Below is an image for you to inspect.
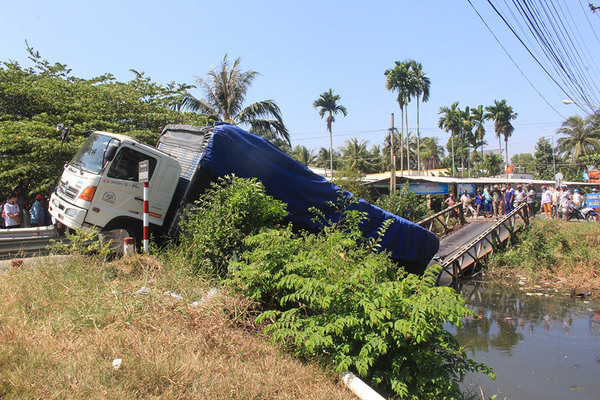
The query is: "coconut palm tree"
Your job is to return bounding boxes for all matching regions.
[291,145,316,166]
[556,115,600,167]
[407,61,430,173]
[385,61,412,173]
[419,136,445,170]
[438,102,462,176]
[178,55,290,144]
[470,105,487,171]
[340,137,372,173]
[484,99,518,171]
[313,89,347,179]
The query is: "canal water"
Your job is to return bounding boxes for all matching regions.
[454,280,600,400]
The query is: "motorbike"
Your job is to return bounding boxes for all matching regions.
[581,207,599,222]
[566,205,586,221]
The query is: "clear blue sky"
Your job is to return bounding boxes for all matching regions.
[2,0,597,162]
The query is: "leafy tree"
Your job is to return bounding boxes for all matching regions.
[534,137,555,179]
[385,61,413,172]
[485,99,518,170]
[334,166,372,201]
[375,184,431,222]
[556,115,600,169]
[0,45,206,196]
[510,153,535,173]
[313,89,347,179]
[230,199,492,399]
[178,175,288,277]
[179,55,290,144]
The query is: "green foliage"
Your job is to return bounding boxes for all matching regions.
[49,229,112,259]
[229,203,493,399]
[334,165,373,202]
[178,175,288,277]
[0,45,207,196]
[375,183,431,222]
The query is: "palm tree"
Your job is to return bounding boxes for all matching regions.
[313,89,348,179]
[291,145,316,166]
[438,102,462,176]
[340,137,372,172]
[470,105,487,172]
[178,55,290,144]
[407,61,430,173]
[419,136,445,170]
[385,61,412,173]
[484,99,518,171]
[556,115,600,168]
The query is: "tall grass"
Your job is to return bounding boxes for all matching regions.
[0,253,350,399]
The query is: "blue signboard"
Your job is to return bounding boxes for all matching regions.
[586,193,600,207]
[409,183,449,195]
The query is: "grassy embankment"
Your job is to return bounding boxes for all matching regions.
[487,218,600,295]
[0,252,352,399]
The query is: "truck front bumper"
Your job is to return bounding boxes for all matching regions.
[49,193,88,230]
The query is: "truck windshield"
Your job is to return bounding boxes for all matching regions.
[70,133,120,174]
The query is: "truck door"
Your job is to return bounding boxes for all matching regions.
[87,146,159,227]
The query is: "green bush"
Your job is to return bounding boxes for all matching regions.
[375,183,431,222]
[178,175,288,277]
[229,202,493,399]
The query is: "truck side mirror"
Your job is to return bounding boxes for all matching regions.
[104,144,118,162]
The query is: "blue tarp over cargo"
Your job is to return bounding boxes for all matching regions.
[199,123,439,270]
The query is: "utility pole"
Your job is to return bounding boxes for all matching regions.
[390,113,397,193]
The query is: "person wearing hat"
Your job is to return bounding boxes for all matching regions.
[30,194,49,226]
[572,189,582,208]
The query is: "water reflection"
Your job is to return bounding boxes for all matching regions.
[455,281,600,400]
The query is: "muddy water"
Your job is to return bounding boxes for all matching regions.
[454,281,600,400]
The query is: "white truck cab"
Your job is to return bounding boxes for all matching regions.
[49,131,181,240]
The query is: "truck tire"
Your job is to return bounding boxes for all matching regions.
[102,220,142,248]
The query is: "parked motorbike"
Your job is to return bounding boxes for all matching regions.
[581,207,599,222]
[567,205,586,221]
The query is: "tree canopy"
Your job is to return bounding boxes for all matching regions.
[0,45,206,196]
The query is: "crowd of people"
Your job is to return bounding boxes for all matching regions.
[1,185,53,229]
[449,184,599,221]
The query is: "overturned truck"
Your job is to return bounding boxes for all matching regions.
[50,122,439,273]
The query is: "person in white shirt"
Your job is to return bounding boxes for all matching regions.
[572,189,582,208]
[541,186,552,219]
[3,193,20,228]
[460,190,475,217]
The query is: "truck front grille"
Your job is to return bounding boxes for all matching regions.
[58,180,79,201]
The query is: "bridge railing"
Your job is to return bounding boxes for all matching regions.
[417,203,466,234]
[434,202,530,287]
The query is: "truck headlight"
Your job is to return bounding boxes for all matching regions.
[65,208,78,217]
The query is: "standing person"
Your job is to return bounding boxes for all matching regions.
[0,198,5,228]
[541,186,552,219]
[475,189,484,218]
[500,187,506,216]
[551,186,559,218]
[560,187,571,221]
[491,185,502,218]
[525,184,537,217]
[445,192,459,219]
[30,194,49,226]
[460,190,475,218]
[505,184,515,214]
[11,185,29,227]
[3,193,21,228]
[483,185,493,218]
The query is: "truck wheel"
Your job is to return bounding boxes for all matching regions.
[102,221,142,248]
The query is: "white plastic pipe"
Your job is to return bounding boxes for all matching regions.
[341,372,386,400]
